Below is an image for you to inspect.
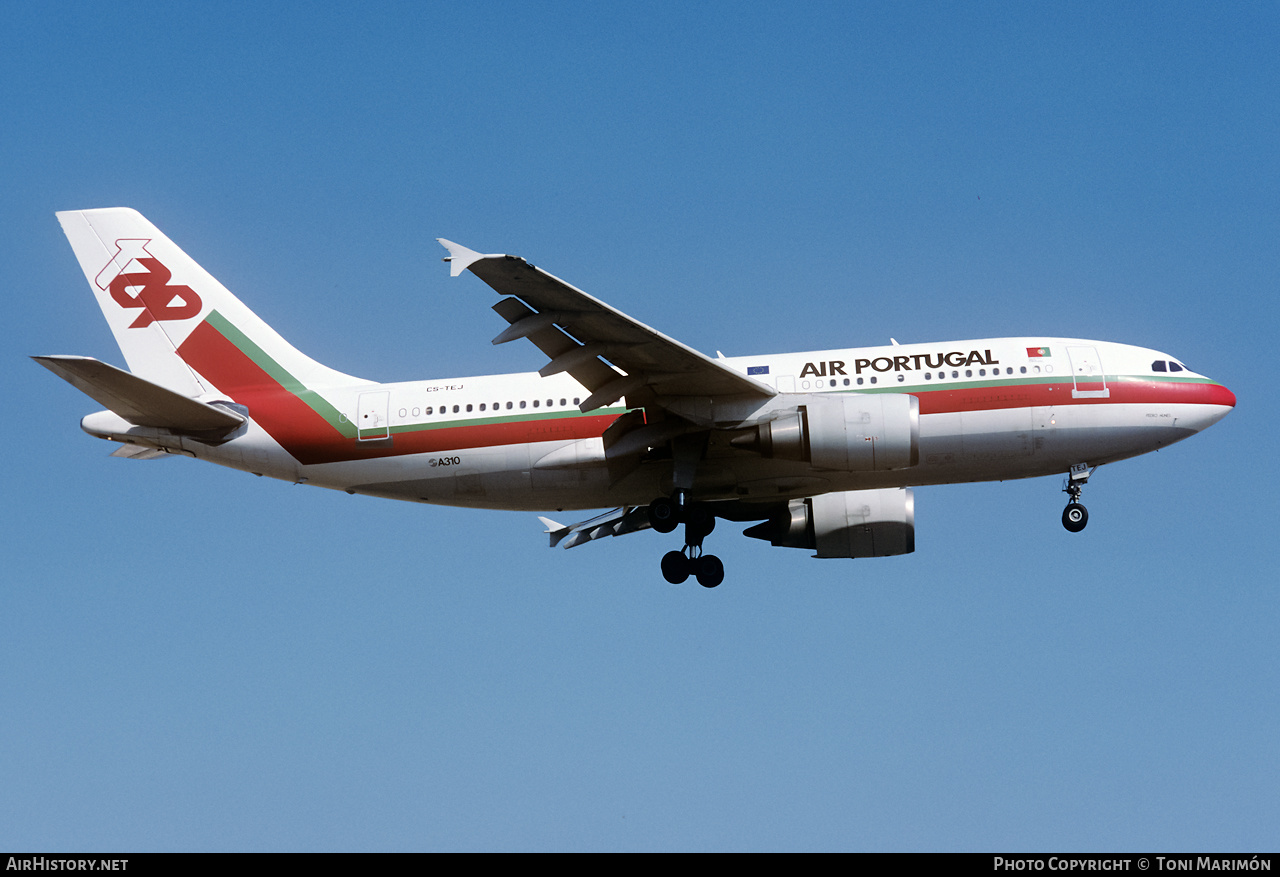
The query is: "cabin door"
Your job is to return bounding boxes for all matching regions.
[357,391,390,440]
[1067,346,1110,399]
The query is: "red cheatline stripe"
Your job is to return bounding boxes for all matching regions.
[911,378,1234,416]
[177,318,1234,464]
[176,318,620,466]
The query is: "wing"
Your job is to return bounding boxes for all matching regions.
[438,240,776,413]
[539,507,652,549]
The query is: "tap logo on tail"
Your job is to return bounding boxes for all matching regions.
[95,239,202,328]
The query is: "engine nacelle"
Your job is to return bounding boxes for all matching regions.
[743,487,915,558]
[732,393,919,471]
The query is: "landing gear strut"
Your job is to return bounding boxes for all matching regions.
[1062,463,1093,533]
[651,490,725,587]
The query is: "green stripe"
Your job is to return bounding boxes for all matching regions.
[829,373,1214,395]
[207,310,356,437]
[206,310,627,437]
[388,406,628,436]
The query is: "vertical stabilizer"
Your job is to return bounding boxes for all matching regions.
[56,208,359,398]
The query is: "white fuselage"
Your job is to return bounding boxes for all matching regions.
[99,336,1231,512]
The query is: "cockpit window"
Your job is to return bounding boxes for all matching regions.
[1152,360,1167,372]
[1169,361,1184,372]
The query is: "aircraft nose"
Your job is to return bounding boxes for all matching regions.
[1191,380,1236,432]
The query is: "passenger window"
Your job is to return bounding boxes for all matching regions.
[452,405,459,413]
[560,398,567,406]
[896,374,904,383]
[506,402,513,410]
[426,407,433,415]
[924,373,932,381]
[466,404,473,412]
[479,403,486,412]
[533,400,540,408]
[520,401,527,409]
[965,369,972,377]
[870,376,877,384]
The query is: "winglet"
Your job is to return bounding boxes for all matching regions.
[437,239,503,278]
[538,516,569,548]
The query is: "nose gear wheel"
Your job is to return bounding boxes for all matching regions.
[1061,463,1093,532]
[1062,502,1088,532]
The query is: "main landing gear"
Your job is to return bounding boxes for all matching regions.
[649,490,725,588]
[1062,463,1093,533]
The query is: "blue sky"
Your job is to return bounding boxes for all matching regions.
[3,1,1277,851]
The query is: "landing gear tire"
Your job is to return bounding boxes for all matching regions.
[695,555,724,589]
[661,550,691,584]
[649,498,679,534]
[1062,502,1088,533]
[653,493,726,587]
[685,508,715,544]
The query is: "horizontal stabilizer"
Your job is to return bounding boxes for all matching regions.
[34,355,244,437]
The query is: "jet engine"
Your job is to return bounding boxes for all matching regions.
[730,393,919,471]
[743,487,915,558]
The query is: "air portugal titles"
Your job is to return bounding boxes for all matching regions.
[798,349,999,379]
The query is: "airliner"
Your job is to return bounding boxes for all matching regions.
[37,208,1236,588]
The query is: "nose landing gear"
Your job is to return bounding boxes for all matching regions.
[651,490,725,587]
[1062,501,1088,532]
[1062,463,1093,533]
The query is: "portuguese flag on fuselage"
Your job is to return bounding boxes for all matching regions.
[1027,347,1051,357]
